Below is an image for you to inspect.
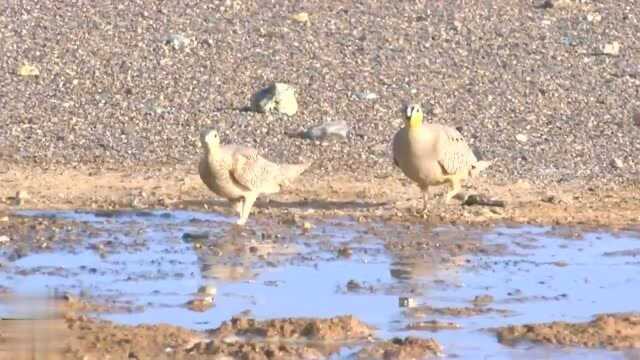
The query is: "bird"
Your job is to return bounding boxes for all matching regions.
[198,129,311,225]
[392,104,491,214]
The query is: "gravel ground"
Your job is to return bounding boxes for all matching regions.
[1,0,639,185]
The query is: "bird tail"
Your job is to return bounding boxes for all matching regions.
[279,161,312,185]
[470,160,492,177]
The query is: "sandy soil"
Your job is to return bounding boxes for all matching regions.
[0,307,388,360]
[497,313,640,350]
[1,166,639,230]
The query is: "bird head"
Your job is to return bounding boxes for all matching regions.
[200,129,220,149]
[405,104,424,129]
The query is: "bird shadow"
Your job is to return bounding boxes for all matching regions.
[175,197,388,212]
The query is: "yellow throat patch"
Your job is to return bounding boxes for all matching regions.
[408,109,423,129]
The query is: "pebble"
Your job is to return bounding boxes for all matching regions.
[515,134,528,143]
[601,41,621,56]
[16,63,40,77]
[472,294,494,306]
[186,297,214,312]
[398,297,416,308]
[337,246,352,258]
[542,194,569,204]
[198,285,217,296]
[251,83,298,116]
[163,33,191,50]
[304,120,349,140]
[0,236,9,244]
[353,91,378,100]
[586,13,602,22]
[540,0,574,9]
[290,12,310,24]
[611,158,624,169]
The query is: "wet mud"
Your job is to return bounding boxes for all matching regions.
[1,211,640,358]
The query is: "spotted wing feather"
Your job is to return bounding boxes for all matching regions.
[436,126,477,175]
[230,146,280,192]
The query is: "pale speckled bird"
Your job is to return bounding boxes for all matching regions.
[199,129,311,225]
[392,104,491,213]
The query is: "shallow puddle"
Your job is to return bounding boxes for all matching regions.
[1,210,640,359]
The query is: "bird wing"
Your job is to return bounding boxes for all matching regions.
[229,146,279,192]
[391,129,405,168]
[434,126,477,175]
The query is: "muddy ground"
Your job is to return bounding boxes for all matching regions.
[1,207,640,358]
[1,166,640,230]
[2,0,640,358]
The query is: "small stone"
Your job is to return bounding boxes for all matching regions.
[186,297,214,312]
[251,83,298,116]
[303,120,349,140]
[463,194,506,208]
[346,280,363,291]
[0,236,10,244]
[601,41,621,56]
[182,232,208,242]
[290,12,309,24]
[353,91,378,101]
[542,194,569,204]
[586,13,602,22]
[472,294,494,306]
[197,285,217,296]
[398,297,416,308]
[163,33,191,50]
[539,0,574,9]
[515,134,528,143]
[611,158,624,169]
[337,246,352,258]
[17,63,39,77]
[0,216,8,222]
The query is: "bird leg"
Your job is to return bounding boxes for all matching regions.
[420,187,430,214]
[230,199,244,216]
[444,178,462,204]
[236,194,257,226]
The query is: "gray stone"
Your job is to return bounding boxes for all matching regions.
[251,83,298,116]
[163,33,191,50]
[304,120,349,140]
[353,91,378,100]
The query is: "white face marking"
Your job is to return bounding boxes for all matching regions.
[406,106,413,118]
[406,105,422,119]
